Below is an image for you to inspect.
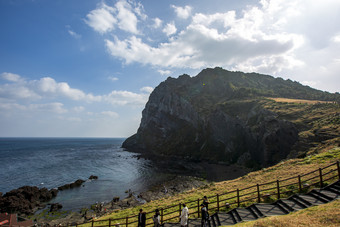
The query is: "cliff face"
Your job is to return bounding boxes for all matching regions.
[122,67,339,167]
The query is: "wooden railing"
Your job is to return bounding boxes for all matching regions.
[76,161,340,227]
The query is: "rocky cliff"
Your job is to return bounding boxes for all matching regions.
[123,67,339,167]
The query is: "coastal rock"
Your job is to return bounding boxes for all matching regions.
[0,186,58,215]
[58,179,85,191]
[89,175,98,180]
[123,68,308,167]
[50,203,63,212]
[71,179,85,188]
[112,197,119,202]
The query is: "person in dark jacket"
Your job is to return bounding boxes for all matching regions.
[203,196,210,210]
[201,203,209,227]
[138,209,146,227]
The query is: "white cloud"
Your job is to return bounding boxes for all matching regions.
[29,103,68,114]
[108,76,119,82]
[66,25,81,39]
[152,18,162,28]
[103,0,340,89]
[68,29,81,39]
[104,90,149,106]
[1,72,22,82]
[162,22,177,36]
[101,111,119,118]
[332,34,340,43]
[0,72,152,107]
[158,69,172,75]
[83,0,340,93]
[35,77,101,102]
[0,101,68,115]
[171,5,192,19]
[140,86,153,93]
[133,2,147,20]
[0,102,26,111]
[115,0,139,34]
[85,0,144,35]
[0,83,41,100]
[85,3,117,34]
[302,80,317,88]
[104,3,298,70]
[0,74,103,102]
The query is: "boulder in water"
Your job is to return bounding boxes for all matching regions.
[89,175,98,180]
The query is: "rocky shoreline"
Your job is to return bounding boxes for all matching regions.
[30,175,209,226]
[0,156,250,226]
[0,176,98,220]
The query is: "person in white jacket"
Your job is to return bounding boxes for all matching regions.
[180,204,189,227]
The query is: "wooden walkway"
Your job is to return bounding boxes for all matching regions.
[163,180,340,226]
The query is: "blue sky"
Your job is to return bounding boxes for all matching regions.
[0,0,339,137]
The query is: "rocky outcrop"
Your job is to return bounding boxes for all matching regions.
[0,186,58,215]
[50,203,63,212]
[123,68,304,167]
[57,179,85,191]
[89,175,98,180]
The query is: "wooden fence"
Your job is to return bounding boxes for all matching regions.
[76,161,340,227]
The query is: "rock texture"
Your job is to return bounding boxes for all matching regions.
[123,67,339,167]
[57,179,85,191]
[0,186,58,215]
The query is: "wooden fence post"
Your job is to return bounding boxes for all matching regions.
[277,180,280,199]
[109,219,111,227]
[257,184,260,203]
[237,189,240,207]
[179,203,181,222]
[298,175,302,192]
[337,161,340,180]
[161,208,163,225]
[91,220,94,227]
[319,168,323,188]
[126,217,128,227]
[217,194,220,211]
[198,199,200,218]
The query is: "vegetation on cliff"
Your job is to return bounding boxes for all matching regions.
[123,67,339,168]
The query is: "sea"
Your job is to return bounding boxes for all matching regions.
[0,137,174,211]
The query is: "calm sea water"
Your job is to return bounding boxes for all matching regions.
[0,138,171,211]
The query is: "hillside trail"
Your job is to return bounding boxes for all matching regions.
[163,180,340,226]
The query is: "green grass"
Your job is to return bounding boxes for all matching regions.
[302,147,340,164]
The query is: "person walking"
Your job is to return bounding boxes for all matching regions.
[201,203,209,227]
[138,209,146,227]
[180,204,189,227]
[203,196,210,210]
[153,209,161,227]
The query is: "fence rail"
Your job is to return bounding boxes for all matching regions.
[75,160,339,227]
